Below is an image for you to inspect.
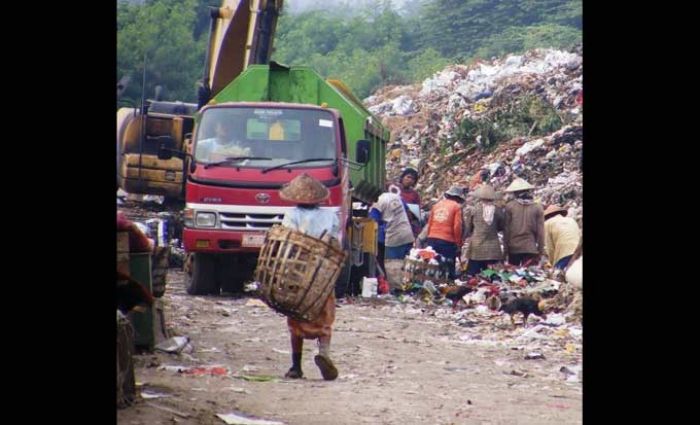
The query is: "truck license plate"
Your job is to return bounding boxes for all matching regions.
[242,233,265,247]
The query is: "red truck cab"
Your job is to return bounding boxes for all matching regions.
[183,102,351,294]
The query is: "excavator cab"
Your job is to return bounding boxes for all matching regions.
[117,100,196,199]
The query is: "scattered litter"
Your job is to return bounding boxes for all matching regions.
[245,299,267,307]
[225,387,252,394]
[183,366,230,376]
[543,314,567,326]
[242,364,260,372]
[560,365,582,382]
[234,374,277,382]
[155,336,192,354]
[244,282,261,292]
[272,348,291,355]
[524,352,546,360]
[216,412,285,425]
[159,365,189,373]
[141,391,172,399]
[159,364,229,376]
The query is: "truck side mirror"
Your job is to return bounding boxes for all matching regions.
[356,139,370,164]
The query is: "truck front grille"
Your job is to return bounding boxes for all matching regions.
[219,212,285,230]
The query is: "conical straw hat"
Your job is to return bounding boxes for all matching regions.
[279,173,329,204]
[544,204,567,218]
[505,178,535,192]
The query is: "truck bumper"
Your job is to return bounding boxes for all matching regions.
[183,228,266,254]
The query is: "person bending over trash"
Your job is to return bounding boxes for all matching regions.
[503,178,545,266]
[424,186,465,279]
[543,205,581,270]
[463,184,505,276]
[279,173,340,381]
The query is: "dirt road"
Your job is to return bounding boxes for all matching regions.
[118,270,582,425]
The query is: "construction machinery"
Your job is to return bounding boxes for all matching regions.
[118,0,389,295]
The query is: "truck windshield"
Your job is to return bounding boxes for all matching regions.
[194,107,338,168]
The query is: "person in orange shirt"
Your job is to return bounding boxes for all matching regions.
[425,186,465,280]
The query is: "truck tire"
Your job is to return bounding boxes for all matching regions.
[334,236,353,299]
[186,253,220,295]
[219,253,257,294]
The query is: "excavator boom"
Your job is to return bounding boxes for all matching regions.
[206,0,284,99]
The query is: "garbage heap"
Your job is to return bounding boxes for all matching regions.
[366,47,583,223]
[117,193,186,268]
[395,246,581,322]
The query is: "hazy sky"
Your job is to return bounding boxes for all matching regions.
[121,1,414,13]
[284,0,413,14]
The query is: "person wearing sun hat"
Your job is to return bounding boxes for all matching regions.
[279,173,339,381]
[543,204,581,270]
[463,184,505,276]
[425,186,465,279]
[503,178,545,266]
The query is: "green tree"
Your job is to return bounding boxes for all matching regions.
[117,0,206,104]
[417,0,581,59]
[406,48,451,82]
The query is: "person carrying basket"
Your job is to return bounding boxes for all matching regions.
[278,173,340,381]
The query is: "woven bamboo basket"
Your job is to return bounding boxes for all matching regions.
[255,225,347,322]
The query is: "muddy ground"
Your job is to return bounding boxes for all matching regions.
[117,270,582,425]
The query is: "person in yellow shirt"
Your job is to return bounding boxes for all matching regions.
[543,205,581,270]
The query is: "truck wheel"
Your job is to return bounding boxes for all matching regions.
[186,253,220,295]
[334,236,353,299]
[219,253,257,293]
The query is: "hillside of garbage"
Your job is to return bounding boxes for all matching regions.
[364,47,583,320]
[366,46,583,224]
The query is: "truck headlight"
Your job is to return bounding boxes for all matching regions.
[195,212,217,227]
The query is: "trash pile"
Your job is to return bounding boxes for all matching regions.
[118,199,186,267]
[365,47,583,223]
[399,262,557,308]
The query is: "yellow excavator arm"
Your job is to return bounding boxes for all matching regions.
[205,0,284,99]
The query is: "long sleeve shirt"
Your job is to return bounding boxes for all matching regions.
[544,214,581,264]
[370,193,414,247]
[464,202,504,261]
[426,198,463,245]
[504,199,545,255]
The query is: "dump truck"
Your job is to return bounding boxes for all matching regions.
[119,0,389,295]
